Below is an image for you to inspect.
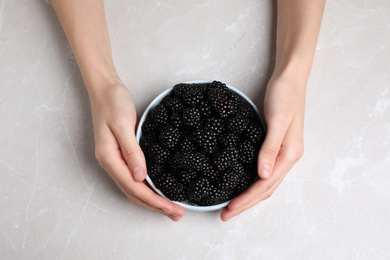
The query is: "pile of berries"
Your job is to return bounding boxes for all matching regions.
[139,81,265,206]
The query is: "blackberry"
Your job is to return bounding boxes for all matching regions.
[169,112,183,128]
[229,91,242,104]
[193,128,218,155]
[169,151,208,171]
[139,134,156,150]
[201,185,232,206]
[219,132,240,147]
[165,96,184,113]
[147,163,165,179]
[236,103,256,119]
[142,117,158,135]
[226,115,248,133]
[212,146,239,173]
[172,83,188,97]
[148,144,171,164]
[204,117,225,135]
[197,99,212,118]
[182,87,203,107]
[177,136,196,152]
[154,173,186,201]
[245,123,263,145]
[239,140,256,164]
[219,169,240,192]
[152,104,169,125]
[208,90,236,118]
[182,107,201,128]
[186,177,213,203]
[159,126,180,150]
[177,169,198,184]
[210,81,228,92]
[200,165,218,182]
[197,83,210,95]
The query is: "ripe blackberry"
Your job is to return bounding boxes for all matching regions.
[177,136,196,152]
[229,91,242,104]
[219,169,240,192]
[234,170,252,194]
[200,164,218,182]
[139,134,156,150]
[226,115,248,133]
[172,83,188,97]
[245,123,263,145]
[142,117,158,135]
[236,103,256,119]
[165,96,184,113]
[212,146,239,173]
[187,152,210,171]
[182,107,201,128]
[197,83,210,95]
[208,90,235,118]
[219,132,240,147]
[201,185,232,206]
[147,163,165,179]
[182,87,203,107]
[197,99,212,118]
[154,173,186,201]
[193,128,218,155]
[210,81,228,93]
[177,169,198,184]
[169,112,183,128]
[148,144,171,164]
[169,151,208,171]
[152,104,169,125]
[186,177,213,203]
[204,117,225,135]
[239,140,256,164]
[159,126,180,150]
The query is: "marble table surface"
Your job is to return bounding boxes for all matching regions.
[1,0,390,259]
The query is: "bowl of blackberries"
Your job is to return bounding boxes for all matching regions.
[136,80,266,211]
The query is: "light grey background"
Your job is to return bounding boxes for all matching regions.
[1,0,389,259]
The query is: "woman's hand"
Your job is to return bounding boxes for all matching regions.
[90,80,185,221]
[221,76,305,221]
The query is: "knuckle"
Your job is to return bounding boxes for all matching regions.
[121,147,138,162]
[262,146,279,160]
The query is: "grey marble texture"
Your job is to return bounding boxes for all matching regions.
[1,0,390,259]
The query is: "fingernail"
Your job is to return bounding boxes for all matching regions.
[132,166,144,182]
[260,163,272,179]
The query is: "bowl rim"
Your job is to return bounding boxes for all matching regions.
[136,80,265,211]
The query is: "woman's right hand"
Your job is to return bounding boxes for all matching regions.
[89,79,185,221]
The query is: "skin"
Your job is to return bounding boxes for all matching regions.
[49,0,325,222]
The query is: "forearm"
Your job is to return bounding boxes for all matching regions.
[273,0,326,85]
[49,0,119,94]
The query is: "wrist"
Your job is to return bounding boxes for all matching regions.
[81,65,123,98]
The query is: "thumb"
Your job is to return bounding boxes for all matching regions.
[115,128,147,182]
[257,123,287,179]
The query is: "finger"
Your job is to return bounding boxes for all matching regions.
[100,150,185,218]
[257,117,290,179]
[109,120,147,182]
[221,159,293,221]
[222,126,303,221]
